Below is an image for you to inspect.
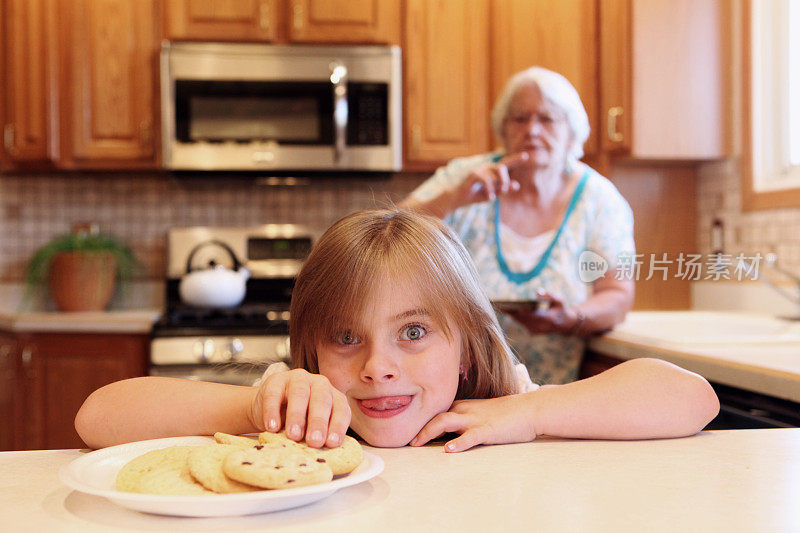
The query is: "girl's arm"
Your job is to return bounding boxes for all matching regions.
[410,358,720,452]
[75,369,350,450]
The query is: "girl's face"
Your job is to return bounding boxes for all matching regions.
[502,84,572,171]
[316,280,462,447]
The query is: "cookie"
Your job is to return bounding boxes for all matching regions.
[213,432,259,447]
[223,446,333,489]
[116,446,212,495]
[257,430,310,452]
[187,444,262,494]
[258,430,363,476]
[304,435,363,476]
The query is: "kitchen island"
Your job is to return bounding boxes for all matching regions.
[2,429,798,532]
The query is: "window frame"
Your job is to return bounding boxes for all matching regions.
[741,0,800,210]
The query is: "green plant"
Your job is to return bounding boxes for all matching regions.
[24,232,139,308]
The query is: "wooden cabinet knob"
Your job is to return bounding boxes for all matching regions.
[3,124,15,154]
[259,1,271,31]
[292,1,305,31]
[607,106,624,143]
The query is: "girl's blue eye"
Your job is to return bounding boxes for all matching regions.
[335,331,360,345]
[400,324,427,341]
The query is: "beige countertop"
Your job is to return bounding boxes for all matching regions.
[589,311,800,403]
[0,282,162,333]
[0,309,161,334]
[1,429,798,532]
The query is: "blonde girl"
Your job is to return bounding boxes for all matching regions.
[76,209,718,452]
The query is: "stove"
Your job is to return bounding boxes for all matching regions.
[150,225,317,385]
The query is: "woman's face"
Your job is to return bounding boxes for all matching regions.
[502,84,573,171]
[316,280,462,447]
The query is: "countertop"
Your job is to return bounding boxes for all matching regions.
[1,429,798,532]
[0,309,161,334]
[0,282,162,333]
[589,311,800,403]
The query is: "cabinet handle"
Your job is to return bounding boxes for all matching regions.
[3,124,15,153]
[139,120,152,146]
[0,344,11,359]
[292,1,304,31]
[607,107,624,143]
[20,346,35,378]
[259,1,270,31]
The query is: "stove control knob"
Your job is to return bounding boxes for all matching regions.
[228,338,244,361]
[193,339,215,363]
[275,338,290,360]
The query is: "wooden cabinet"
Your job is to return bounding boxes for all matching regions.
[403,0,490,169]
[57,0,160,168]
[1,331,149,451]
[599,0,726,159]
[0,331,19,451]
[164,0,282,42]
[0,0,55,166]
[163,0,400,44]
[288,0,400,44]
[490,0,599,158]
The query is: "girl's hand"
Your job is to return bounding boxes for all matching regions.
[503,289,582,336]
[454,152,529,206]
[410,393,540,452]
[249,368,351,449]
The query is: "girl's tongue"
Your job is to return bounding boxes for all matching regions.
[360,395,412,411]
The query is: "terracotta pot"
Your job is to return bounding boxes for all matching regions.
[48,251,118,312]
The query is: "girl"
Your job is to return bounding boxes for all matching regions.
[76,209,719,452]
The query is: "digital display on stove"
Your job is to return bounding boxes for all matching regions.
[248,237,312,260]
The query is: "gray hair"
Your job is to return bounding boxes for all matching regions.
[490,66,590,161]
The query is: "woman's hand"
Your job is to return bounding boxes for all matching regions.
[249,369,351,448]
[410,394,540,452]
[453,151,530,206]
[503,290,582,336]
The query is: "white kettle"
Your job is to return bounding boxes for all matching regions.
[178,240,250,308]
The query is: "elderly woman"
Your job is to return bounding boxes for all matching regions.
[399,66,635,384]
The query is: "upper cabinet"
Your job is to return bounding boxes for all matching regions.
[490,0,599,158]
[288,0,400,44]
[163,0,401,44]
[57,0,160,168]
[403,0,490,169]
[1,0,55,166]
[164,0,282,42]
[599,0,727,159]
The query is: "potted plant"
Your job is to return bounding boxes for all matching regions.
[25,224,138,312]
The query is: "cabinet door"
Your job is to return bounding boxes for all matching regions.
[21,333,149,450]
[490,0,599,157]
[288,0,400,44]
[404,0,490,169]
[164,0,281,42]
[0,332,19,451]
[1,0,54,163]
[58,0,158,168]
[600,0,726,159]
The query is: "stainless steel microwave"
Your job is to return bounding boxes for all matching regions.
[160,42,402,172]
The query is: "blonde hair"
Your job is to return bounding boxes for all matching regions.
[290,208,520,400]
[490,66,590,162]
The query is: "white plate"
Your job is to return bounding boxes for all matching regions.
[59,436,384,517]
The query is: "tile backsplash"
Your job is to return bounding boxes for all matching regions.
[0,172,424,281]
[697,158,800,275]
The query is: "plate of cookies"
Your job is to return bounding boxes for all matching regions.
[59,431,383,517]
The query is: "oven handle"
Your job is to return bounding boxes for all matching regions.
[330,61,348,163]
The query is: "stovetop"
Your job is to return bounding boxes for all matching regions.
[152,302,290,337]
